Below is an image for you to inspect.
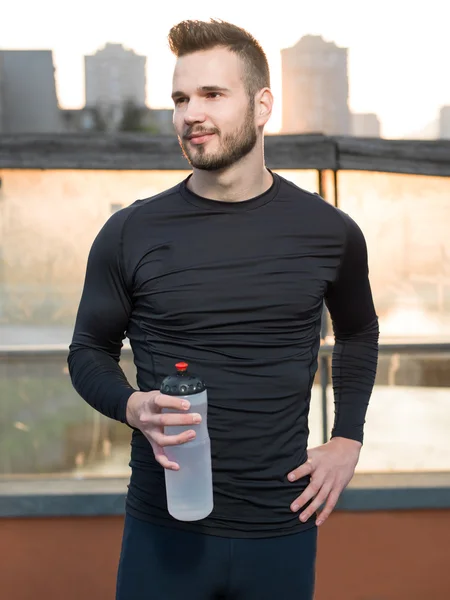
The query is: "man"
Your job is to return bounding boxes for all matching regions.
[68,18,379,600]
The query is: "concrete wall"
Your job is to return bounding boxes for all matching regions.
[1,510,449,599]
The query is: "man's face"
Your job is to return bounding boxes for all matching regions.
[172,47,258,171]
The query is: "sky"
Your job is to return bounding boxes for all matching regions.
[2,0,449,138]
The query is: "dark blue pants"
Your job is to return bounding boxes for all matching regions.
[116,514,317,600]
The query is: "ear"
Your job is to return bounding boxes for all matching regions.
[255,88,273,127]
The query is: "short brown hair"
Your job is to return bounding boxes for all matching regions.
[168,19,270,98]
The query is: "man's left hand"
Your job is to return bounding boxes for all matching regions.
[287,437,362,526]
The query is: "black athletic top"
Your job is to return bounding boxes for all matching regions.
[68,172,379,538]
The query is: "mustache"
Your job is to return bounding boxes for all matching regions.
[183,126,220,140]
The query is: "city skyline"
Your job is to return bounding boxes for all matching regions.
[2,0,450,138]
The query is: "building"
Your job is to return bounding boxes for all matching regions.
[0,50,63,134]
[352,113,381,137]
[84,43,146,112]
[281,35,351,135]
[439,106,450,139]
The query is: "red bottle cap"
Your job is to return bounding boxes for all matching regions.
[161,362,205,395]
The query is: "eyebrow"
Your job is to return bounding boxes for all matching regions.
[171,86,231,100]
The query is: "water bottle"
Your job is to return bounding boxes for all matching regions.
[160,361,214,521]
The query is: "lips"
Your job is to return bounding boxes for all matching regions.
[187,132,215,144]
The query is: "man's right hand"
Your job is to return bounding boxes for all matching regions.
[126,391,201,470]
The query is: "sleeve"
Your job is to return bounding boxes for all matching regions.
[324,211,380,444]
[67,209,137,424]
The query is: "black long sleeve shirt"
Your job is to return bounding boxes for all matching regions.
[68,172,379,538]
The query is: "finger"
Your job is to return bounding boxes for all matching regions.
[290,476,324,512]
[158,412,202,427]
[287,458,313,482]
[153,393,191,411]
[299,483,333,523]
[151,442,179,470]
[137,410,200,431]
[152,428,197,447]
[316,489,341,526]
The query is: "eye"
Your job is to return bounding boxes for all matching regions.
[206,92,222,99]
[174,97,187,106]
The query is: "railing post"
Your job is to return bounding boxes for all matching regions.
[319,353,330,445]
[317,169,339,444]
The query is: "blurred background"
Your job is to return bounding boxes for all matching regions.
[1,0,449,479]
[0,2,449,598]
[1,0,450,139]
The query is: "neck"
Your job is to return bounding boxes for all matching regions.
[187,142,273,202]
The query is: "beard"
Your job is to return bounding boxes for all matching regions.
[178,103,257,171]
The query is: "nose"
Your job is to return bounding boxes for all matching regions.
[183,99,206,126]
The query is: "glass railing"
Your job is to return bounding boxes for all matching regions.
[0,347,137,478]
[1,344,449,478]
[1,161,449,481]
[316,345,450,472]
[0,168,318,341]
[338,170,450,341]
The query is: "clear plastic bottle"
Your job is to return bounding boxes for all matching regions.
[160,362,214,521]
